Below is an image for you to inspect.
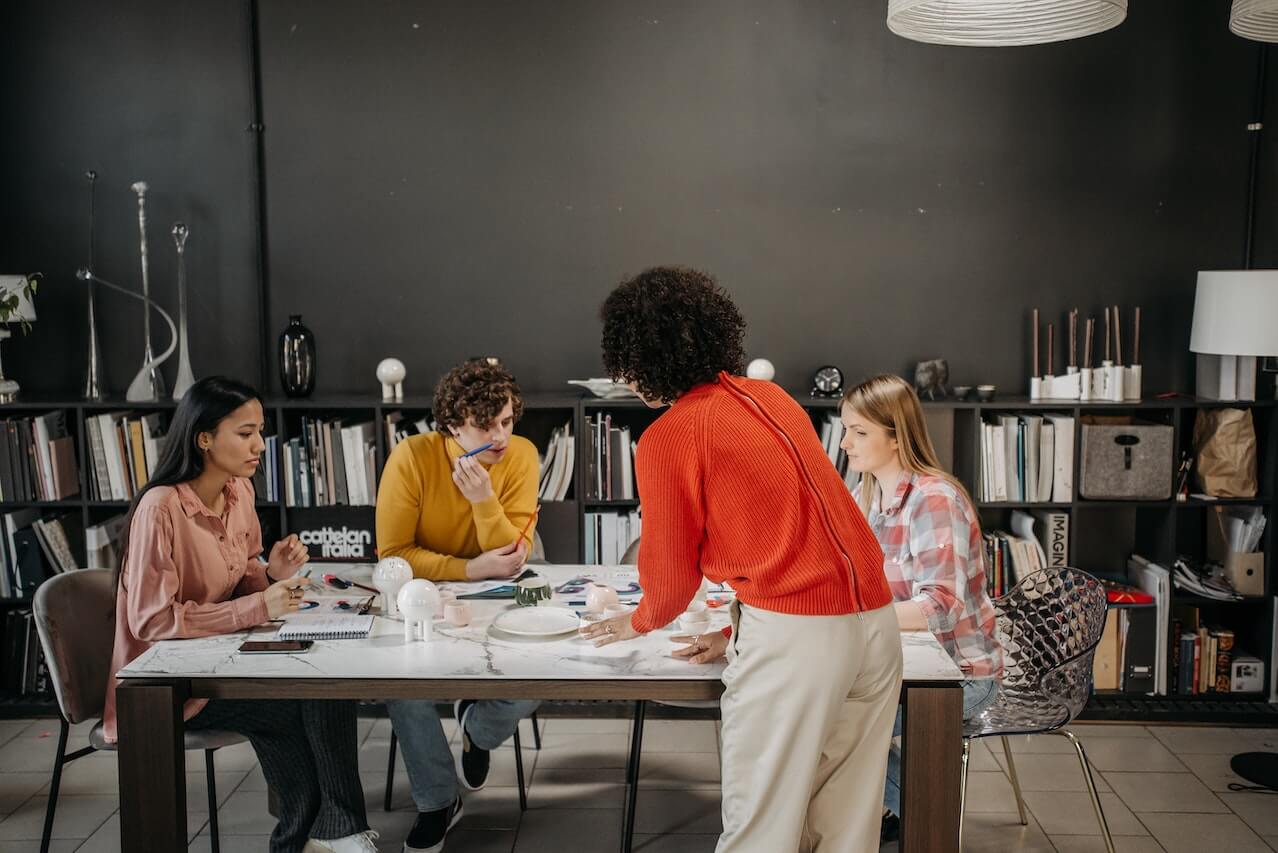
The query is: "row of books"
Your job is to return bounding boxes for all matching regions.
[584,509,642,565]
[0,510,84,598]
[272,418,378,508]
[385,412,434,450]
[584,415,635,501]
[1171,606,1262,694]
[84,411,167,502]
[977,414,1074,503]
[0,412,79,502]
[0,609,48,696]
[538,422,574,501]
[981,510,1069,597]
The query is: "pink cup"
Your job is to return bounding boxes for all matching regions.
[444,601,471,627]
[435,590,457,618]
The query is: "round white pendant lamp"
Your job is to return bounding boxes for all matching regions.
[1231,0,1278,42]
[887,0,1128,47]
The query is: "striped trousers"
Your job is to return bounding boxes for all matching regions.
[188,699,368,853]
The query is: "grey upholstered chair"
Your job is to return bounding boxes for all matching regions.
[33,569,246,853]
[962,567,1114,853]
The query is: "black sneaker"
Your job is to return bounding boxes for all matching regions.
[453,699,490,791]
[880,811,900,843]
[403,798,463,853]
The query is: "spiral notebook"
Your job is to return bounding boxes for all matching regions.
[277,615,375,640]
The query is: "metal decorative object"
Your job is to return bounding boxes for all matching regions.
[76,268,176,401]
[82,170,106,401]
[171,223,196,399]
[129,181,165,401]
[279,315,316,397]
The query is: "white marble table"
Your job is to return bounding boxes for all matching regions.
[115,564,964,853]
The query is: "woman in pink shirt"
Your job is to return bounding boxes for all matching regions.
[104,377,376,853]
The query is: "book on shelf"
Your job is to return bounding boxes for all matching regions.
[85,514,127,571]
[585,415,636,501]
[1170,606,1245,695]
[0,412,83,503]
[537,421,574,501]
[978,413,1072,503]
[385,412,435,450]
[584,509,642,564]
[982,527,1044,598]
[278,419,376,508]
[1092,602,1157,694]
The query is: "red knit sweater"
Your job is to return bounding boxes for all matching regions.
[630,373,892,634]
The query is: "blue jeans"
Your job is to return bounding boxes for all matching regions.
[883,678,998,817]
[385,699,540,812]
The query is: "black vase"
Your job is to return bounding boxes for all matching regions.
[279,315,316,398]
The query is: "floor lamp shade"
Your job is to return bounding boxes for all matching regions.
[1231,0,1278,42]
[886,0,1127,46]
[1190,271,1278,401]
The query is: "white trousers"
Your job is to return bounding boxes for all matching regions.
[716,602,903,853]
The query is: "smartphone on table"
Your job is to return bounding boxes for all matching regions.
[238,639,313,654]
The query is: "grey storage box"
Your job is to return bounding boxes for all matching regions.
[1080,418,1174,500]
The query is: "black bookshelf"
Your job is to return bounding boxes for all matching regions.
[0,391,1272,721]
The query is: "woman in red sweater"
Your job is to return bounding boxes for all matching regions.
[581,267,903,853]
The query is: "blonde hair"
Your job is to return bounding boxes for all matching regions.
[841,374,976,517]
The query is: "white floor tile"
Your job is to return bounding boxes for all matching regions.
[0,774,48,816]
[534,733,631,770]
[1147,726,1274,755]
[1139,812,1272,853]
[637,721,718,753]
[1102,772,1227,814]
[1079,737,1188,773]
[630,834,720,853]
[541,717,631,736]
[959,811,1055,852]
[634,789,721,836]
[512,807,621,852]
[0,795,117,841]
[1165,752,1251,792]
[1020,791,1146,836]
[0,840,79,852]
[1049,835,1166,852]
[638,752,720,788]
[962,771,1021,813]
[1218,791,1278,836]
[214,790,277,836]
[527,769,626,809]
[992,752,1111,793]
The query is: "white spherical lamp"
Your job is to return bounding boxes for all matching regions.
[376,358,407,403]
[372,557,413,617]
[397,578,440,641]
[746,358,776,381]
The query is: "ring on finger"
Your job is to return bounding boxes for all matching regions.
[606,624,615,635]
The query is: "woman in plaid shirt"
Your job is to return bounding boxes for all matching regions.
[840,374,1003,839]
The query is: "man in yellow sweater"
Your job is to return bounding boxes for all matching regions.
[378,360,539,853]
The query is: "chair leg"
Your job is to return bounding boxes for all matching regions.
[40,719,71,853]
[620,700,646,853]
[513,726,528,812]
[1058,730,1115,853]
[958,739,971,851]
[530,711,542,750]
[384,730,398,812]
[1000,736,1030,827]
[205,750,221,853]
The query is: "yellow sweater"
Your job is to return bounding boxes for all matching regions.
[375,432,539,580]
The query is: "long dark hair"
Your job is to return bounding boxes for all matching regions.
[113,376,262,593]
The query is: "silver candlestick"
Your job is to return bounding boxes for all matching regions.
[129,181,165,401]
[76,269,176,401]
[82,170,106,400]
[171,223,195,399]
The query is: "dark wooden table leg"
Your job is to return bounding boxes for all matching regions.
[901,683,962,853]
[117,680,188,853]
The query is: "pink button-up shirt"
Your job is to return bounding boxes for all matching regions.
[103,477,270,742]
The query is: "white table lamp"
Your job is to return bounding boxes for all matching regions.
[1190,270,1278,401]
[1230,0,1278,41]
[0,276,37,403]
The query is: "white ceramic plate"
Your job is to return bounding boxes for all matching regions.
[492,607,581,638]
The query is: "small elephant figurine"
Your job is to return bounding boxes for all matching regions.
[914,359,950,401]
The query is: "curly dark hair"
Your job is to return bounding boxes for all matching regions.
[433,360,524,433]
[600,266,746,402]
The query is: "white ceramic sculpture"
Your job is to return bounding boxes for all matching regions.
[397,578,440,641]
[372,557,413,617]
[377,357,407,403]
[746,358,776,381]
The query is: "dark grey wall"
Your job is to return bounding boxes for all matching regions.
[1,1,1269,398]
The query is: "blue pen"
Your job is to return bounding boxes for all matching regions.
[461,443,493,459]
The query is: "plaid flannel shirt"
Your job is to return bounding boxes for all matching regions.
[866,472,1003,679]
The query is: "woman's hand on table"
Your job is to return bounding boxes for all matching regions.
[579,613,641,646]
[671,632,728,664]
[267,534,309,579]
[263,575,313,619]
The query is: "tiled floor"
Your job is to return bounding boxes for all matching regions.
[0,715,1276,852]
